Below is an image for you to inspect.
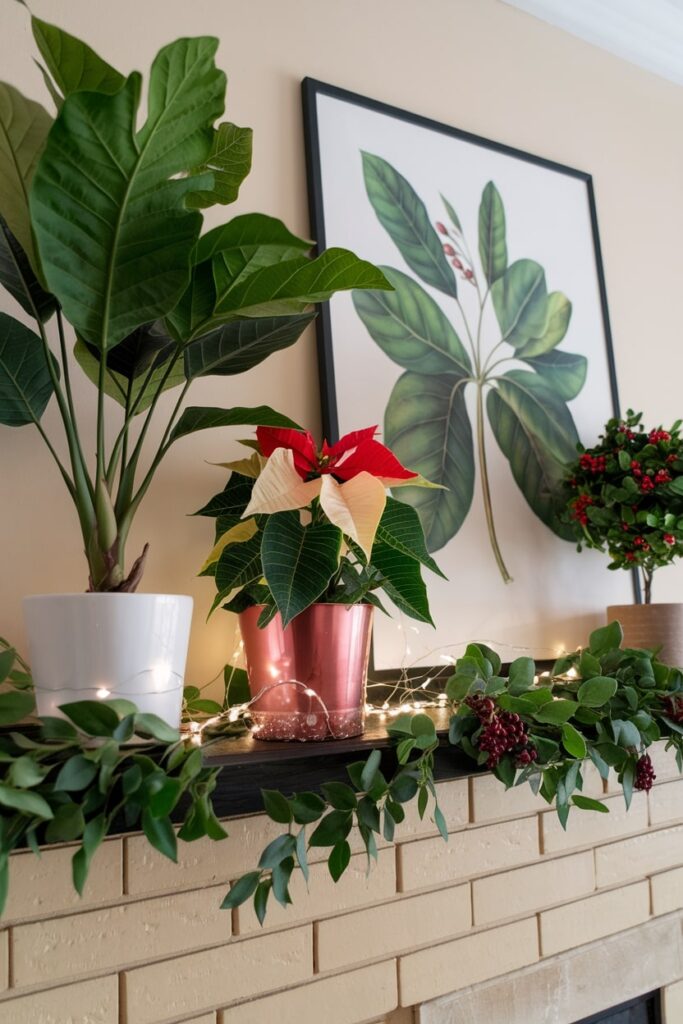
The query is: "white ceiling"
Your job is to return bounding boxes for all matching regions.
[500,0,683,86]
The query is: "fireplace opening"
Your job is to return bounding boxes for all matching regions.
[574,991,662,1024]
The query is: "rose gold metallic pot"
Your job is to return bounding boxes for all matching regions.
[238,603,374,741]
[607,603,683,668]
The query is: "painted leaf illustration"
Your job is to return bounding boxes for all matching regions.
[491,259,549,348]
[352,266,471,376]
[519,349,587,401]
[516,292,572,357]
[486,370,578,539]
[362,152,457,299]
[478,181,507,285]
[441,194,462,232]
[384,371,474,552]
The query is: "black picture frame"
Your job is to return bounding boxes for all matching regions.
[302,78,639,676]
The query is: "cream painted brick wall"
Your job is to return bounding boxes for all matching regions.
[640,741,681,786]
[539,882,651,956]
[316,883,471,972]
[237,849,396,934]
[399,917,538,1006]
[595,825,683,887]
[0,975,118,1024]
[12,884,230,988]
[649,780,683,827]
[380,1011,415,1024]
[472,851,595,926]
[651,865,683,916]
[0,933,6,994]
[3,839,122,922]
[399,818,539,892]
[542,793,648,854]
[123,926,313,1024]
[471,762,603,824]
[398,779,468,838]
[663,979,683,1024]
[217,960,398,1024]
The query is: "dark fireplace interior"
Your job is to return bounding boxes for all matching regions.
[575,992,661,1024]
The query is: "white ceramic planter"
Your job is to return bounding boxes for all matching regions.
[23,593,193,728]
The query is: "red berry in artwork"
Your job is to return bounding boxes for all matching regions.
[436,221,448,235]
[451,257,463,270]
[443,243,455,256]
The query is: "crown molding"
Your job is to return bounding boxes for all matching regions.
[501,0,683,87]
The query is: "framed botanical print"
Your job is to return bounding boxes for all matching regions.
[302,78,635,672]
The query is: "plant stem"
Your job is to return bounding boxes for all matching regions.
[476,382,512,583]
[643,569,653,605]
[56,311,94,503]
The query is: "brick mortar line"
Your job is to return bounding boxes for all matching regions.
[1,876,670,1006]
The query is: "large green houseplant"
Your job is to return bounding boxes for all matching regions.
[0,13,389,722]
[0,14,389,592]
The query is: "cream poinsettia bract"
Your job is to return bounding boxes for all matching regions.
[241,426,423,559]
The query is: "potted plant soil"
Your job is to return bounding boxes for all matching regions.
[198,425,444,739]
[562,410,683,665]
[0,15,390,724]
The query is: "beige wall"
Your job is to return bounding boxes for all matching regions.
[2,0,683,685]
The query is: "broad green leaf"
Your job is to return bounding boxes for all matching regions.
[384,371,474,552]
[487,371,579,539]
[518,348,587,401]
[0,218,56,321]
[0,647,14,683]
[142,809,177,861]
[353,266,471,376]
[0,82,51,274]
[9,755,46,788]
[533,699,578,724]
[309,810,353,847]
[54,754,98,791]
[195,212,311,264]
[194,473,254,519]
[578,676,618,708]
[31,17,125,100]
[187,121,253,208]
[261,512,342,627]
[0,783,53,819]
[31,37,226,350]
[258,833,296,869]
[0,688,34,725]
[371,539,433,624]
[221,870,261,909]
[168,405,300,446]
[362,152,457,299]
[478,181,507,285]
[328,840,351,882]
[491,259,549,348]
[360,749,382,792]
[374,496,445,579]
[212,531,264,612]
[59,700,120,736]
[74,333,185,415]
[211,247,391,322]
[72,814,106,894]
[133,713,180,743]
[261,789,292,824]
[45,801,85,842]
[184,313,315,380]
[516,292,572,357]
[321,782,358,811]
[572,795,609,813]
[0,313,57,426]
[562,722,587,758]
[508,657,535,694]
[589,621,623,656]
[290,792,326,825]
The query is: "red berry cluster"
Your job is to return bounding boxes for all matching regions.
[618,423,636,440]
[662,695,683,723]
[664,534,676,546]
[633,536,650,552]
[570,494,593,526]
[634,753,656,792]
[579,453,606,474]
[649,430,671,444]
[465,695,537,770]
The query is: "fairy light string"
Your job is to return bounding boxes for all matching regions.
[182,619,581,744]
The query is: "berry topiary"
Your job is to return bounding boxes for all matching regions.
[561,410,683,603]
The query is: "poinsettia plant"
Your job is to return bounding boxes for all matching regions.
[0,14,389,591]
[561,411,683,602]
[198,425,445,626]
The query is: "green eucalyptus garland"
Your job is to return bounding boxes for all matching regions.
[0,622,681,924]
